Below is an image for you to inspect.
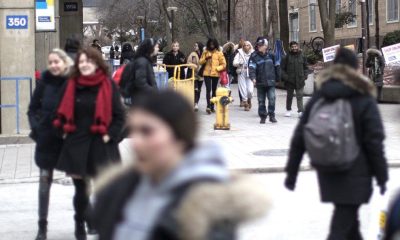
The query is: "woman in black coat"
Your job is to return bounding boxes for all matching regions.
[163,41,187,79]
[285,48,388,240]
[53,48,125,240]
[28,49,74,240]
[120,43,135,65]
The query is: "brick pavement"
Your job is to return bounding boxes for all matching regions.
[0,85,399,183]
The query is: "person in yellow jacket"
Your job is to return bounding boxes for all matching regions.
[199,38,227,114]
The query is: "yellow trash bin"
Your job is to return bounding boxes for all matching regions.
[167,64,196,106]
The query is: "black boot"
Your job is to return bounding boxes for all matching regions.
[75,220,87,240]
[269,114,278,123]
[35,220,47,240]
[260,117,266,124]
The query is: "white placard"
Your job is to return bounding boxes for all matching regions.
[381,43,400,66]
[35,0,56,31]
[322,45,340,62]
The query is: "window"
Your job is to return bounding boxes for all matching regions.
[309,0,317,32]
[348,0,357,27]
[368,0,374,25]
[336,0,342,13]
[387,0,399,22]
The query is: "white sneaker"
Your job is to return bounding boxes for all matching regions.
[285,111,292,117]
[298,112,303,118]
[194,104,199,112]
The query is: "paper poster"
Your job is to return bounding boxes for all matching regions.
[35,0,55,31]
[322,45,340,62]
[381,43,400,66]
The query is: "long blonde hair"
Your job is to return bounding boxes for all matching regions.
[48,48,74,76]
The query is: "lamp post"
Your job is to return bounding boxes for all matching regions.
[167,7,178,42]
[137,16,145,42]
[360,0,368,75]
[227,0,231,41]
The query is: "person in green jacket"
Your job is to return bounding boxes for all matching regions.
[281,41,309,118]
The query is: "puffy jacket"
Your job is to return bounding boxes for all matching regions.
[199,49,226,77]
[281,51,309,89]
[233,48,254,78]
[248,51,280,87]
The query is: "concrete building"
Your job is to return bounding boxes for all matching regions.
[288,0,400,47]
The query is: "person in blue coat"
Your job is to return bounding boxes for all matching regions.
[28,49,74,240]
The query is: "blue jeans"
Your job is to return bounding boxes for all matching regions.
[257,86,276,118]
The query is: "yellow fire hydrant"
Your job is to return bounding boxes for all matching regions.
[211,87,233,130]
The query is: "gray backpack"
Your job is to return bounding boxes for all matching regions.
[304,98,360,172]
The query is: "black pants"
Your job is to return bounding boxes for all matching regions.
[38,169,54,221]
[286,87,304,112]
[205,76,219,109]
[328,204,363,240]
[73,179,89,223]
[195,80,204,104]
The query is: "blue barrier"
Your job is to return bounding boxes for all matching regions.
[0,77,33,134]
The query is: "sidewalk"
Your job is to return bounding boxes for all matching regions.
[1,85,399,183]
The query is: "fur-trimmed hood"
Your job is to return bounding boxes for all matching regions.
[223,42,235,54]
[367,48,383,56]
[316,64,376,98]
[176,174,270,240]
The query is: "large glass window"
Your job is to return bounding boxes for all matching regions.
[309,0,317,32]
[348,0,357,27]
[368,0,374,25]
[387,0,399,22]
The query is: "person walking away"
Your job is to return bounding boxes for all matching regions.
[366,47,385,101]
[163,41,186,79]
[199,38,227,114]
[223,42,237,87]
[284,48,388,240]
[91,39,102,54]
[249,38,280,123]
[119,38,159,106]
[28,49,74,240]
[110,46,115,60]
[114,46,121,60]
[187,42,205,112]
[233,41,254,111]
[64,37,81,61]
[93,90,270,240]
[281,41,309,118]
[53,48,125,240]
[120,43,135,65]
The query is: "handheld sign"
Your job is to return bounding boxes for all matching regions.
[322,45,340,62]
[382,43,400,66]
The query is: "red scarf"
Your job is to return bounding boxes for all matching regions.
[53,70,113,135]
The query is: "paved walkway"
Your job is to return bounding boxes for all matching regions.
[1,86,399,183]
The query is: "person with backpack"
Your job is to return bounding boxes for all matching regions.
[249,38,280,124]
[281,41,309,118]
[284,48,388,240]
[28,49,74,240]
[366,47,385,101]
[233,41,254,111]
[119,38,159,105]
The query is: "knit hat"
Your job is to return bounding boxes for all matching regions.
[333,47,359,70]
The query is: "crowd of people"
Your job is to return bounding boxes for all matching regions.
[28,35,398,240]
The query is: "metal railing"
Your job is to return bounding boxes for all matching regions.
[0,77,33,134]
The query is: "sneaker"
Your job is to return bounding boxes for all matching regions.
[285,111,292,117]
[206,108,212,114]
[269,115,278,123]
[194,104,199,112]
[260,117,266,124]
[298,112,303,118]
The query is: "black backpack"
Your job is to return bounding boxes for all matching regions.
[119,61,135,98]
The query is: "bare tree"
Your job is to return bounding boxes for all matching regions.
[265,0,279,45]
[279,0,289,50]
[374,0,380,47]
[318,0,337,47]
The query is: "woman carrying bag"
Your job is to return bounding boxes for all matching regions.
[187,42,205,112]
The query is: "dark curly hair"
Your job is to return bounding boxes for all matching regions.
[71,48,109,78]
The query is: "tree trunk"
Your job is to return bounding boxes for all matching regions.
[262,0,268,36]
[269,0,279,45]
[279,0,289,51]
[317,0,336,47]
[375,0,380,47]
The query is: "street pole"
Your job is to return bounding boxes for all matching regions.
[227,0,231,41]
[360,0,368,75]
[167,7,178,42]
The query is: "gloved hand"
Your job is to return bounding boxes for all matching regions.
[379,184,387,195]
[284,175,297,191]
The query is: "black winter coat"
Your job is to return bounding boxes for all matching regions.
[120,56,157,98]
[281,51,309,89]
[163,51,186,79]
[285,64,388,204]
[56,81,125,177]
[248,51,280,87]
[28,71,67,169]
[366,48,385,87]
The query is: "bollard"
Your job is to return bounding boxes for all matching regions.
[211,87,233,130]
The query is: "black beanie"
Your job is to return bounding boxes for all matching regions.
[131,90,197,151]
[333,47,359,70]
